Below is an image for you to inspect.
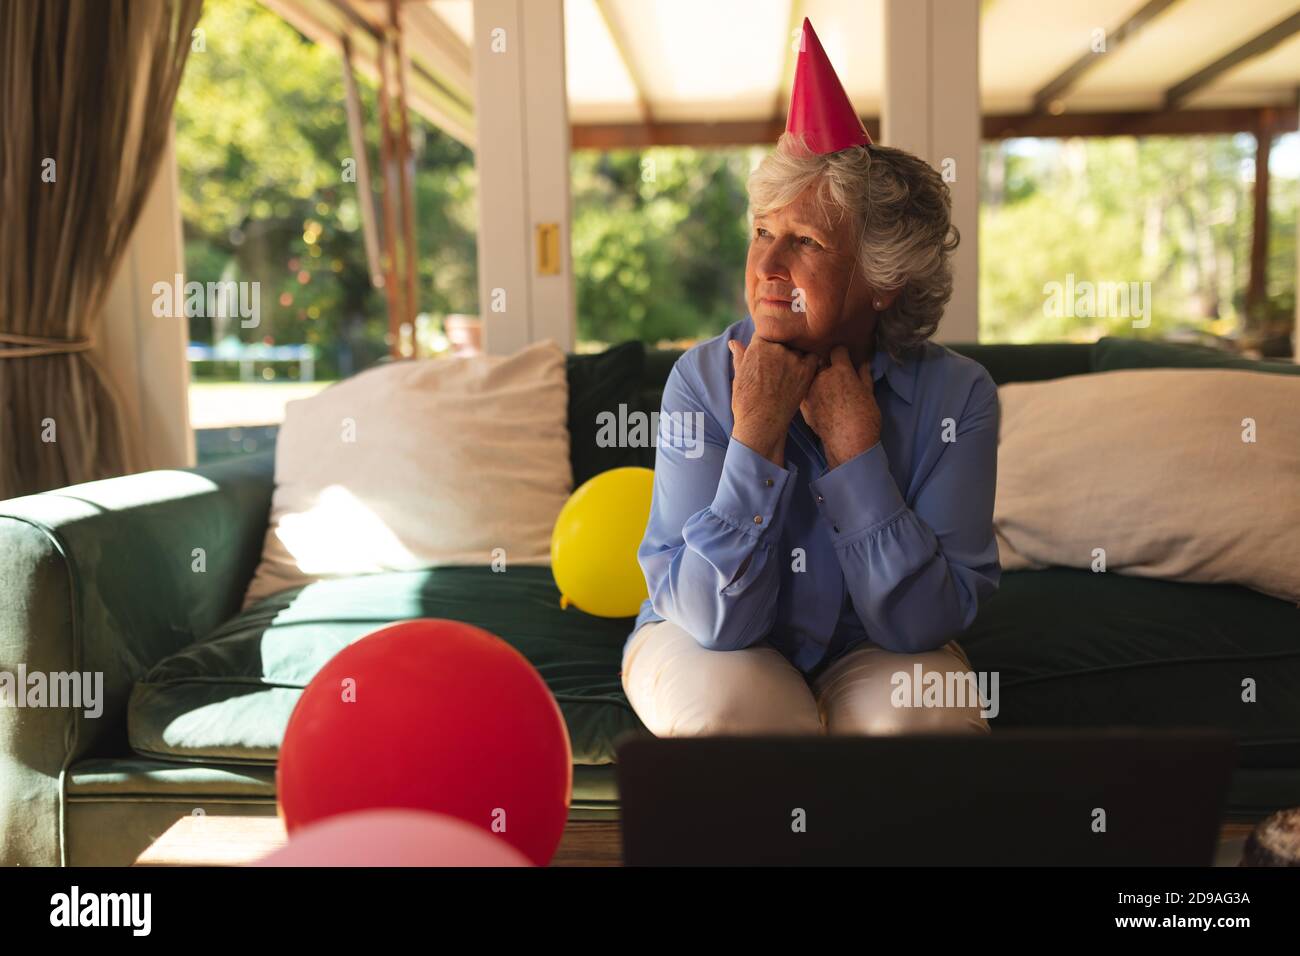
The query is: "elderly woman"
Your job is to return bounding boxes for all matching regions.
[620,21,1000,739]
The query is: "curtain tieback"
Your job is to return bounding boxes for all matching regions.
[0,331,95,359]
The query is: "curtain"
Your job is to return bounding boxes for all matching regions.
[0,0,203,499]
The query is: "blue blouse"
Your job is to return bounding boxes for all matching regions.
[630,316,1002,677]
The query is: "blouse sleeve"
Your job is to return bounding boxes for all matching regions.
[637,362,799,651]
[806,375,1002,653]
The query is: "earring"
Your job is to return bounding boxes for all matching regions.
[873,299,884,310]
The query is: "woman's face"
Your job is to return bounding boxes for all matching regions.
[745,182,878,358]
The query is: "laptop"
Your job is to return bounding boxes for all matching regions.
[615,729,1235,866]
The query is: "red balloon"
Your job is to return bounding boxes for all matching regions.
[256,809,533,867]
[277,619,572,866]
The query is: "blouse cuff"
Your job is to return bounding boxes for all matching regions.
[708,437,798,540]
[807,440,907,543]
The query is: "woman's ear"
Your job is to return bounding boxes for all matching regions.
[869,287,901,313]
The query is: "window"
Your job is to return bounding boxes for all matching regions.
[175,0,476,462]
[980,134,1299,347]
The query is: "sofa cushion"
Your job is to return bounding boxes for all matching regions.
[567,341,647,486]
[131,561,1300,775]
[1093,336,1300,376]
[994,368,1300,603]
[243,340,573,606]
[961,567,1300,767]
[130,567,648,767]
[947,342,1094,385]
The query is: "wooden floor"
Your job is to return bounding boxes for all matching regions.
[135,813,626,867]
[134,814,1258,867]
[551,821,623,866]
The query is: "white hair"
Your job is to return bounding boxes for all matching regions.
[746,131,960,358]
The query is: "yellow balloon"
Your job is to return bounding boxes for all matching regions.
[551,467,655,618]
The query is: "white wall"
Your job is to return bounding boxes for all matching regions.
[883,0,981,344]
[97,127,195,472]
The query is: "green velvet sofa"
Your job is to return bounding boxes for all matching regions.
[3,335,1299,867]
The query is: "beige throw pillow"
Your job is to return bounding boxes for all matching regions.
[994,368,1300,604]
[242,340,572,607]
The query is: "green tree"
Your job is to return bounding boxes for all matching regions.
[571,147,756,344]
[979,134,1294,348]
[175,0,477,378]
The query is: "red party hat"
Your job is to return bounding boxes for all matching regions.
[785,17,870,154]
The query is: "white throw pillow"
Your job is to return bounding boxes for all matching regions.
[242,340,572,607]
[994,367,1300,604]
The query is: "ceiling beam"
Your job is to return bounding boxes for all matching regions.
[267,0,475,145]
[1164,10,1300,109]
[404,2,473,96]
[1030,0,1182,115]
[572,116,882,150]
[1246,110,1275,324]
[594,0,654,125]
[571,107,1298,149]
[983,106,1297,138]
[324,0,385,37]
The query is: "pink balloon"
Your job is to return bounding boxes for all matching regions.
[253,809,534,867]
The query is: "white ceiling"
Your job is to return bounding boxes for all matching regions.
[1070,0,1300,110]
[426,0,1300,123]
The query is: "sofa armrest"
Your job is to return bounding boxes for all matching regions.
[0,451,273,864]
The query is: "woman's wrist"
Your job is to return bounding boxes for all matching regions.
[823,429,880,471]
[732,419,786,468]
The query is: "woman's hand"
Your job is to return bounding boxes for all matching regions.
[800,346,882,470]
[728,335,820,467]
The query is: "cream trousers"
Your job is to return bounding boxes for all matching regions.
[620,619,990,737]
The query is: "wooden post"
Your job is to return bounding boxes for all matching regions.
[882,0,980,344]
[1246,110,1272,336]
[376,40,405,355]
[391,0,419,352]
[472,0,575,354]
[340,35,383,289]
